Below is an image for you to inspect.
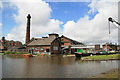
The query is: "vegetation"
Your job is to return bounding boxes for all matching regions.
[81,54,120,60]
[45,54,51,56]
[4,51,15,54]
[16,52,25,54]
[0,53,4,55]
[4,51,29,55]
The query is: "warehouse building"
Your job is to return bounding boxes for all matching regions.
[27,33,84,54]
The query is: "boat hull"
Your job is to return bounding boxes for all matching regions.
[75,53,82,58]
[75,53,92,58]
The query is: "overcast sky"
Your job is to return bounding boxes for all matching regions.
[0,0,119,45]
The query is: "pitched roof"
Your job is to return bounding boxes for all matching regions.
[61,35,84,45]
[28,37,56,46]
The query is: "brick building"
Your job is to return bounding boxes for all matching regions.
[102,43,117,51]
[0,36,23,52]
[95,44,100,51]
[27,33,61,54]
[23,14,84,54]
[27,33,84,54]
[60,35,84,54]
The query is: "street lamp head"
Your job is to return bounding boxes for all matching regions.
[108,17,113,22]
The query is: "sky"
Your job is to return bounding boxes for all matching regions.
[0,0,119,45]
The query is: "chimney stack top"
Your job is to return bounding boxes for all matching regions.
[27,14,31,19]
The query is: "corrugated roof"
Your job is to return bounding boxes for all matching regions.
[28,37,56,46]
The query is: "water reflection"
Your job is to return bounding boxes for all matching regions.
[2,55,119,78]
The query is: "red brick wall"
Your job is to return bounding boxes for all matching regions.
[51,39,61,54]
[61,37,69,42]
[61,37,71,47]
[27,46,51,52]
[102,45,117,51]
[64,43,71,47]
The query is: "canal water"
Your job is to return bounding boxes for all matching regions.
[1,55,119,78]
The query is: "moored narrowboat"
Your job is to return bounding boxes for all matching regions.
[75,49,91,58]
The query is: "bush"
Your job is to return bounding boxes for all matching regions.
[4,51,18,54]
[4,51,30,55]
[11,52,16,54]
[4,51,11,54]
[16,52,24,54]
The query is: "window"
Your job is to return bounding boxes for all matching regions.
[46,49,49,52]
[53,46,58,50]
[51,37,55,39]
[30,47,32,50]
[34,47,38,50]
[61,43,64,45]
[40,47,44,51]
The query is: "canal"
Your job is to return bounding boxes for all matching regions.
[1,55,119,78]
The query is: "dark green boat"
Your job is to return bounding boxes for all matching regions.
[75,49,91,58]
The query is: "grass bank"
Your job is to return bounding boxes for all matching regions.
[81,54,120,60]
[0,53,4,55]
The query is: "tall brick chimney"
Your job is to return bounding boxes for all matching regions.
[25,14,31,45]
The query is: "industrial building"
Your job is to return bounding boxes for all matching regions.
[27,33,84,54]
[25,14,84,54]
[0,14,119,54]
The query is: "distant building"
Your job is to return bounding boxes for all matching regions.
[117,45,120,51]
[95,44,100,51]
[0,36,23,52]
[102,43,117,51]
